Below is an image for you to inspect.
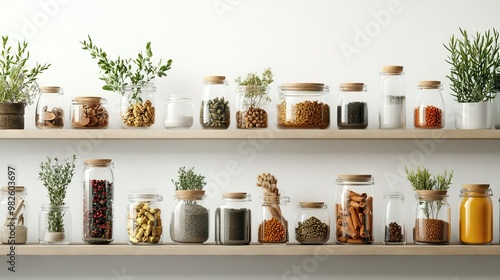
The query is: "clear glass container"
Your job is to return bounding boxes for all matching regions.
[127,192,163,245]
[200,76,230,129]
[121,83,156,128]
[71,96,109,129]
[170,190,209,243]
[414,81,445,129]
[35,86,64,129]
[163,94,193,129]
[215,192,252,245]
[294,202,330,244]
[236,86,270,128]
[414,190,450,245]
[379,66,406,129]
[38,204,71,245]
[459,184,492,245]
[335,174,374,244]
[82,159,114,244]
[277,83,330,129]
[337,83,368,129]
[259,196,290,244]
[383,192,406,245]
[0,186,27,244]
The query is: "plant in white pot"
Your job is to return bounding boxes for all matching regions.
[444,28,500,129]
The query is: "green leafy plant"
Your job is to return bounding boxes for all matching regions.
[444,28,500,103]
[0,36,50,104]
[235,67,273,108]
[171,166,207,191]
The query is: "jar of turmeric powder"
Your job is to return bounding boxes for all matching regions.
[413,81,445,129]
[459,184,493,245]
[258,196,289,244]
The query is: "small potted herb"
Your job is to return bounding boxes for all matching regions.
[235,68,273,128]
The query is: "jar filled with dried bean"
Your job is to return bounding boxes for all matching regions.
[383,192,406,245]
[414,81,445,129]
[121,83,156,128]
[337,83,368,129]
[259,196,289,244]
[71,97,109,129]
[294,202,330,244]
[35,86,64,129]
[200,76,230,129]
[277,83,330,129]
[379,66,406,129]
[459,184,492,245]
[82,159,114,244]
[170,190,209,244]
[236,86,270,129]
[215,192,252,245]
[127,192,163,245]
[0,186,28,244]
[335,175,374,245]
[414,190,450,245]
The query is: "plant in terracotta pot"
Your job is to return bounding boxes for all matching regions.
[0,36,50,129]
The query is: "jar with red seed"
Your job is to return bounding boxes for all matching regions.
[414,81,445,129]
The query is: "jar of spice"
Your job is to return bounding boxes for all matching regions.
[337,83,368,129]
[121,83,156,128]
[71,97,109,129]
[127,192,163,245]
[383,192,405,245]
[215,192,252,245]
[259,196,290,244]
[200,76,230,129]
[163,94,193,129]
[294,202,330,244]
[414,81,445,129]
[459,184,492,245]
[379,66,406,129]
[0,186,27,244]
[35,86,64,129]
[170,190,209,243]
[414,190,450,245]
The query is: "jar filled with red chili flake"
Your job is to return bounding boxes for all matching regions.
[414,81,445,129]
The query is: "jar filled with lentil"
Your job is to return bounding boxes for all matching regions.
[259,196,289,244]
[294,202,330,244]
[337,83,368,129]
[127,192,163,245]
[414,190,450,245]
[383,192,406,245]
[459,184,492,245]
[379,66,406,129]
[236,86,270,129]
[200,76,230,129]
[0,186,28,244]
[170,190,209,244]
[71,97,109,129]
[35,86,64,129]
[414,81,445,129]
[215,192,252,245]
[277,83,330,129]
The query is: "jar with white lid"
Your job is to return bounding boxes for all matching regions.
[295,202,330,244]
[200,76,230,129]
[414,81,445,129]
[163,94,193,129]
[337,83,368,129]
[127,192,163,245]
[35,86,64,129]
[379,66,406,129]
[71,96,109,128]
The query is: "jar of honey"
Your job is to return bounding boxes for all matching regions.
[459,184,493,245]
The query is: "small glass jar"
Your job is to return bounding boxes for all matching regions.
[82,159,114,244]
[383,192,406,245]
[236,86,270,129]
[35,86,64,129]
[127,192,163,245]
[335,174,374,244]
[379,66,406,129]
[163,94,193,129]
[215,192,252,245]
[71,96,109,129]
[0,186,27,244]
[259,196,290,244]
[121,83,156,128]
[200,76,230,129]
[459,184,493,245]
[277,83,330,129]
[414,190,450,245]
[170,190,209,243]
[414,81,445,129]
[295,202,330,244]
[337,83,368,129]
[38,204,71,245]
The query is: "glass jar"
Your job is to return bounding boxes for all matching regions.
[163,94,193,129]
[383,192,406,245]
[71,96,109,129]
[0,186,27,244]
[236,86,270,129]
[170,190,209,243]
[277,83,330,129]
[121,83,156,128]
[82,159,114,244]
[127,192,163,245]
[459,184,493,245]
[200,76,230,129]
[337,83,368,129]
[294,202,330,244]
[215,192,252,245]
[335,174,374,244]
[414,190,450,245]
[414,81,445,129]
[259,196,290,244]
[38,204,71,245]
[379,66,406,129]
[35,86,64,129]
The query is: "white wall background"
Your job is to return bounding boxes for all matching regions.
[1,0,500,279]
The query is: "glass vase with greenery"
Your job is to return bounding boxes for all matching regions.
[235,68,273,128]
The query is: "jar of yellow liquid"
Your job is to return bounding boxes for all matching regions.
[459,184,493,245]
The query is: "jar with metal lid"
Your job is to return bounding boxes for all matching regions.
[121,83,156,128]
[127,191,163,245]
[335,174,374,244]
[0,186,27,244]
[35,86,64,129]
[383,192,406,245]
[459,184,492,245]
[414,81,445,129]
[414,190,450,245]
[337,83,368,129]
[277,83,330,129]
[294,202,330,244]
[71,96,109,129]
[379,66,406,129]
[82,159,114,244]
[215,192,252,245]
[200,76,230,129]
[163,94,193,129]
[259,196,290,244]
[236,85,270,128]
[170,190,209,243]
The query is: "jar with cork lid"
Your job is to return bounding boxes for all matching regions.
[35,86,64,129]
[294,202,330,244]
[200,76,230,129]
[215,192,252,245]
[459,184,492,245]
[379,65,406,129]
[414,190,450,245]
[414,81,445,129]
[71,97,109,129]
[259,195,290,244]
[0,186,27,244]
[337,83,368,129]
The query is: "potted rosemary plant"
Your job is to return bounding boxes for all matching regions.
[235,68,273,128]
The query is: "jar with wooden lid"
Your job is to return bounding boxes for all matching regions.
[414,190,450,245]
[170,190,209,243]
[259,196,290,244]
[71,97,109,129]
[215,192,252,245]
[459,184,492,245]
[294,202,330,244]
[35,86,64,129]
[379,65,406,129]
[200,76,230,129]
[414,81,445,129]
[277,83,330,129]
[337,83,368,129]
[0,186,27,244]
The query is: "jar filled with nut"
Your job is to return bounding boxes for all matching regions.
[295,202,330,244]
[259,196,289,244]
[71,97,109,129]
[277,83,330,129]
[121,83,156,128]
[414,81,445,129]
[383,192,406,245]
[200,76,230,129]
[127,192,163,245]
[236,86,270,129]
[35,86,64,129]
[337,83,368,129]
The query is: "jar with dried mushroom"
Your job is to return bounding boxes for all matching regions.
[71,97,109,129]
[1,186,28,244]
[200,76,230,129]
[36,86,64,129]
[127,192,163,245]
[121,83,156,128]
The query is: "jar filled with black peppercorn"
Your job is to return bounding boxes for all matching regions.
[383,192,406,245]
[337,83,368,129]
[82,159,114,244]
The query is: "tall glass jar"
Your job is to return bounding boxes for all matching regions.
[0,186,27,244]
[170,190,209,243]
[163,94,193,129]
[337,83,368,129]
[459,184,493,245]
[121,83,156,128]
[383,192,406,245]
[82,159,114,244]
[200,76,230,129]
[236,86,270,128]
[215,192,252,245]
[38,204,71,245]
[35,86,64,129]
[127,192,163,245]
[71,97,109,129]
[414,81,445,129]
[379,66,406,129]
[335,174,374,244]
[294,202,330,244]
[414,190,450,245]
[259,196,290,244]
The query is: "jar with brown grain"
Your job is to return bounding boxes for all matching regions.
[236,86,270,129]
[414,81,445,129]
[71,97,109,129]
[414,190,450,245]
[200,76,230,129]
[35,86,64,129]
[337,83,368,129]
[259,196,289,244]
[459,184,492,245]
[295,202,330,244]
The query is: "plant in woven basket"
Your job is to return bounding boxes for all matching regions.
[235,68,273,128]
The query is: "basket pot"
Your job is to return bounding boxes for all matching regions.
[0,103,25,129]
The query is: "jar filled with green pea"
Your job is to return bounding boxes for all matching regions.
[294,202,330,244]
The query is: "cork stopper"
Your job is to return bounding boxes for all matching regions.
[418,81,441,89]
[340,83,365,92]
[462,184,490,191]
[204,76,226,84]
[84,159,112,167]
[281,83,326,91]
[175,190,205,200]
[381,65,404,74]
[299,202,325,208]
[415,190,448,201]
[74,96,104,104]
[1,186,26,192]
[337,174,372,182]
[222,192,247,199]
[40,86,61,93]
